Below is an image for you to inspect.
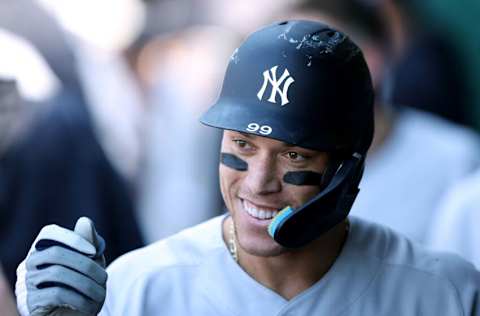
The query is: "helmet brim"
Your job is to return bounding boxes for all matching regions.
[200,98,347,152]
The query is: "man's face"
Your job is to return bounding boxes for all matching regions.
[220,130,329,257]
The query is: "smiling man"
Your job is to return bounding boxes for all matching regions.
[16,20,480,316]
[218,131,350,300]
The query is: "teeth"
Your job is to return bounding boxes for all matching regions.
[259,210,266,219]
[242,200,278,220]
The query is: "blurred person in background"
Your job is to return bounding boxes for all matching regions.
[384,0,472,127]
[0,0,145,289]
[0,263,17,316]
[131,0,302,242]
[0,23,57,309]
[426,169,480,269]
[134,25,239,242]
[0,27,62,288]
[289,0,480,244]
[389,0,480,130]
[0,0,79,92]
[199,0,299,36]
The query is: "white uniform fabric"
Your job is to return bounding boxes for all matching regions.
[426,168,480,269]
[351,108,480,243]
[100,215,480,316]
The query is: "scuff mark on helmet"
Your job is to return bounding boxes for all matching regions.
[277,23,294,41]
[296,31,344,54]
[294,30,361,61]
[230,48,240,64]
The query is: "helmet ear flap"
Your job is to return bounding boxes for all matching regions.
[319,160,338,190]
[269,152,364,248]
[319,151,347,190]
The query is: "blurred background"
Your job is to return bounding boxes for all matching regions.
[1,0,480,313]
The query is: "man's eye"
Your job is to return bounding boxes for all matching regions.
[233,139,249,149]
[286,151,306,161]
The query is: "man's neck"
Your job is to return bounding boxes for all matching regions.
[223,217,349,300]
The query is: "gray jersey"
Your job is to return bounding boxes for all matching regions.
[100,215,480,316]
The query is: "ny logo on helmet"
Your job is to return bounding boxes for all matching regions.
[257,65,295,106]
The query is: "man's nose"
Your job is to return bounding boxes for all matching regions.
[243,155,281,195]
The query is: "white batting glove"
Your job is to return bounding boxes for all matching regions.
[16,217,107,316]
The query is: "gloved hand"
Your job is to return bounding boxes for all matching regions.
[16,217,108,316]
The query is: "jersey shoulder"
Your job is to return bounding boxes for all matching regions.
[350,216,480,293]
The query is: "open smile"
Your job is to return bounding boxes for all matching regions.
[241,199,280,220]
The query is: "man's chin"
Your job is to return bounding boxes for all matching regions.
[237,235,286,258]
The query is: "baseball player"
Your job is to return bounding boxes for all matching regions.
[16,20,480,316]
